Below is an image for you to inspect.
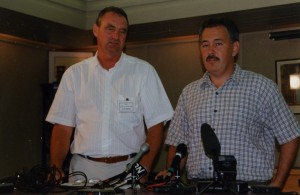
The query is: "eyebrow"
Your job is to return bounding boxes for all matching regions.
[106,23,128,31]
[201,38,224,43]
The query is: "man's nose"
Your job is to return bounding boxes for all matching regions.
[207,45,216,54]
[111,31,121,40]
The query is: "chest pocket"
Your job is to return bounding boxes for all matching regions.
[117,96,141,123]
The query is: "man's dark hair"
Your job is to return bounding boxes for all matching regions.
[199,17,239,43]
[95,6,129,26]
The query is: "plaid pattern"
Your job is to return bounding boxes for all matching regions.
[165,65,300,181]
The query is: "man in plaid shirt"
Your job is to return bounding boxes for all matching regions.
[163,17,300,189]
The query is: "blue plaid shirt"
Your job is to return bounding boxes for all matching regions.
[165,64,300,181]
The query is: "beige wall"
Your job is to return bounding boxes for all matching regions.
[0,39,48,176]
[0,28,299,178]
[125,32,300,172]
[126,37,203,108]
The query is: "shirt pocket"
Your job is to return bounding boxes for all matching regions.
[117,95,141,123]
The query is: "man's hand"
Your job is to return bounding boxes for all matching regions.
[154,170,169,182]
[47,166,65,185]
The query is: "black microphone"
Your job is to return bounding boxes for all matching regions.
[165,143,187,181]
[201,123,239,181]
[201,123,221,158]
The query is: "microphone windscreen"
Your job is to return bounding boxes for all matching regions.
[176,143,187,157]
[125,142,149,174]
[201,123,221,157]
[140,142,150,153]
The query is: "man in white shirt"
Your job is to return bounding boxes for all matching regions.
[46,6,173,183]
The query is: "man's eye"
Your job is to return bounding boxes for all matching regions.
[108,27,114,31]
[120,29,127,34]
[201,43,208,48]
[215,42,223,46]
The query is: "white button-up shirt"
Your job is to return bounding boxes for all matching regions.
[46,52,174,157]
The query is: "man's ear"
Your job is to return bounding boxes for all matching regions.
[93,24,99,37]
[232,41,240,57]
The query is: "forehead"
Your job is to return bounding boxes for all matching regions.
[201,26,230,41]
[101,11,128,27]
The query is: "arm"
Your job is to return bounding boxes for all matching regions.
[140,122,164,172]
[269,137,300,189]
[50,124,74,174]
[166,145,177,168]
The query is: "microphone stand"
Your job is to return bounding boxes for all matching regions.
[174,162,181,187]
[198,155,219,195]
[212,155,219,182]
[131,166,137,193]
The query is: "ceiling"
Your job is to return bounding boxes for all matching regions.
[1,0,300,30]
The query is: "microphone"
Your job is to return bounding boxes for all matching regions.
[201,123,238,181]
[165,143,187,181]
[113,162,148,190]
[124,142,149,174]
[99,143,149,187]
[201,123,221,158]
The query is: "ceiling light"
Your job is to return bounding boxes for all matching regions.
[269,29,300,41]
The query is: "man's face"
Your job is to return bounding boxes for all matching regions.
[93,11,128,57]
[199,26,239,78]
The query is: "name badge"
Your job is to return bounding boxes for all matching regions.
[118,99,135,113]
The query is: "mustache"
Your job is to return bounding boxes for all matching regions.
[109,40,120,44]
[206,54,220,61]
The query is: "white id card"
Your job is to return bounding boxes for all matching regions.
[118,99,135,113]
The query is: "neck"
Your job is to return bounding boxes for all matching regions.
[97,52,121,70]
[210,65,235,88]
[210,76,228,88]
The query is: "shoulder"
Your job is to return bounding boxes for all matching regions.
[237,69,280,99]
[122,53,152,69]
[239,68,276,88]
[121,53,157,77]
[59,56,96,86]
[181,79,202,95]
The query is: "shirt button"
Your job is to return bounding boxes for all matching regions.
[216,92,219,95]
[214,110,217,112]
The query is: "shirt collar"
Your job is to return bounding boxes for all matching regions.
[200,64,242,88]
[93,51,125,71]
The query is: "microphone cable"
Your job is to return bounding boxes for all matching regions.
[13,164,88,193]
[144,176,194,193]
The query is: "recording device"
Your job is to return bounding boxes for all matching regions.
[201,123,236,181]
[165,143,187,182]
[198,123,246,194]
[214,155,237,181]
